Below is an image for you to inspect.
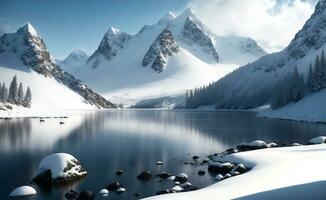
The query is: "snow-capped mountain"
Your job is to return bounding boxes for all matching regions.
[0,23,115,110]
[190,0,326,111]
[76,9,266,105]
[58,50,88,74]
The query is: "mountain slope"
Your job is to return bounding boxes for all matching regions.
[0,23,115,110]
[260,89,326,122]
[76,9,265,106]
[58,50,88,74]
[188,0,326,111]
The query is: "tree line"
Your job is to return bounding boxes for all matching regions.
[0,75,32,107]
[186,51,326,109]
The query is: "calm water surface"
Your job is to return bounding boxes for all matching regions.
[1,110,326,200]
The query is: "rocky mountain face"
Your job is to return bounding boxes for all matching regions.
[0,23,115,108]
[181,16,219,62]
[85,9,266,74]
[287,0,326,59]
[142,29,179,72]
[88,27,131,69]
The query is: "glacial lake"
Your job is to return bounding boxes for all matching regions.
[1,110,326,200]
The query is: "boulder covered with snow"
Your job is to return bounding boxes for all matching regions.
[33,153,87,184]
[237,140,268,151]
[208,161,234,173]
[174,173,188,183]
[308,136,326,145]
[9,186,37,197]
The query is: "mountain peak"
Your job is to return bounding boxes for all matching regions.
[69,50,88,57]
[105,27,121,36]
[18,23,38,37]
[158,11,176,24]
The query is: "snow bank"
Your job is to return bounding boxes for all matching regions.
[260,89,326,123]
[9,186,37,197]
[144,144,326,200]
[35,153,87,181]
[309,136,326,144]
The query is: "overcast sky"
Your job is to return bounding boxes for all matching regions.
[0,0,319,59]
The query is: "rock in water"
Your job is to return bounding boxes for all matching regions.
[175,173,188,183]
[99,189,109,196]
[156,172,171,179]
[214,174,223,181]
[116,187,126,193]
[33,153,87,184]
[308,136,326,144]
[198,170,205,176]
[76,190,95,200]
[107,181,123,191]
[9,186,37,197]
[237,140,268,151]
[137,170,152,180]
[171,185,184,192]
[115,169,124,176]
[65,190,78,199]
[208,161,234,173]
[156,161,164,165]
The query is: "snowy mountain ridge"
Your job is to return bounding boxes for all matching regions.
[58,50,88,74]
[186,0,326,115]
[76,9,266,106]
[0,23,115,109]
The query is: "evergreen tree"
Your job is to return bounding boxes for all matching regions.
[312,55,323,92]
[0,83,4,102]
[17,82,24,104]
[306,64,314,93]
[321,50,326,88]
[291,66,304,102]
[24,86,32,107]
[8,75,18,103]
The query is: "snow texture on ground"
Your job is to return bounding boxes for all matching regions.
[144,144,326,200]
[260,89,326,123]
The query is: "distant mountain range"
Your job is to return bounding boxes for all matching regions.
[57,50,88,74]
[68,9,266,105]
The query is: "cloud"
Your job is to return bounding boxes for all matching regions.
[187,0,316,52]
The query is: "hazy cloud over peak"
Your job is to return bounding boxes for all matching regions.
[188,0,317,52]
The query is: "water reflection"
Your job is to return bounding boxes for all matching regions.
[0,110,326,200]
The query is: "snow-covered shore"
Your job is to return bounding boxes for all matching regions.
[144,144,326,200]
[259,89,326,123]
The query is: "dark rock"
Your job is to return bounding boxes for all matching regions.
[134,192,141,197]
[208,162,234,174]
[65,190,78,199]
[233,164,247,173]
[137,170,152,180]
[192,156,199,160]
[107,181,123,191]
[115,169,124,176]
[156,161,164,165]
[32,169,52,185]
[76,190,95,200]
[236,141,268,152]
[197,170,205,176]
[174,173,188,183]
[156,172,171,179]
